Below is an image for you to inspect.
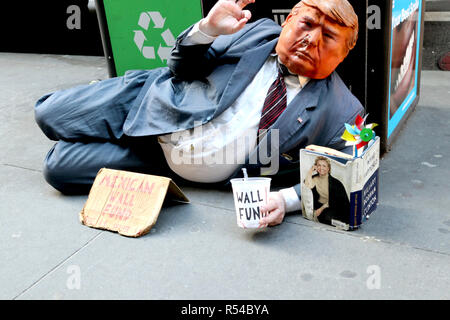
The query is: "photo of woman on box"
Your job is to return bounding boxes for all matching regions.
[304,156,350,226]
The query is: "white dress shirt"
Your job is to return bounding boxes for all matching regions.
[158,22,308,212]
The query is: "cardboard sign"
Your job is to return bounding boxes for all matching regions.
[79,168,189,237]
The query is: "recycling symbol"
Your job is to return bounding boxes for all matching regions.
[133,11,176,62]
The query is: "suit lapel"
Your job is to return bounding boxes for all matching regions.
[274,79,324,151]
[215,38,278,116]
[246,75,326,174]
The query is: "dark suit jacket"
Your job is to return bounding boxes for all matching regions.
[122,19,364,196]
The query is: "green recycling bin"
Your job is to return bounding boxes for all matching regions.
[95,0,203,77]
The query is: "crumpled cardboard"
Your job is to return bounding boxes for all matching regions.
[79,168,189,237]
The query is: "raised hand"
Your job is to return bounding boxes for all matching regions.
[199,0,256,37]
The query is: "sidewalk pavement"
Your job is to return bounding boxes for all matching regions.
[0,52,449,300]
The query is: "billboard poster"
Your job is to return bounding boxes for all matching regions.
[387,0,422,137]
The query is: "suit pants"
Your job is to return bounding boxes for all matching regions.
[35,70,172,194]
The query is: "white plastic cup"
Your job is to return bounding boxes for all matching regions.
[230,177,271,228]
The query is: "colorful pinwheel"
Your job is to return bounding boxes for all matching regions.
[341,114,378,156]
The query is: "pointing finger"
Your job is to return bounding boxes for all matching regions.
[235,0,256,10]
[260,199,278,213]
[259,209,283,227]
[258,221,268,228]
[231,15,250,33]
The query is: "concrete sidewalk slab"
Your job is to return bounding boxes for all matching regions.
[357,70,450,253]
[1,52,449,300]
[14,201,450,300]
[0,165,100,299]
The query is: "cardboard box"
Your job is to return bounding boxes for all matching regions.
[79,168,189,237]
[300,137,380,230]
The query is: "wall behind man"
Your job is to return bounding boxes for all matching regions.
[0,0,103,56]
